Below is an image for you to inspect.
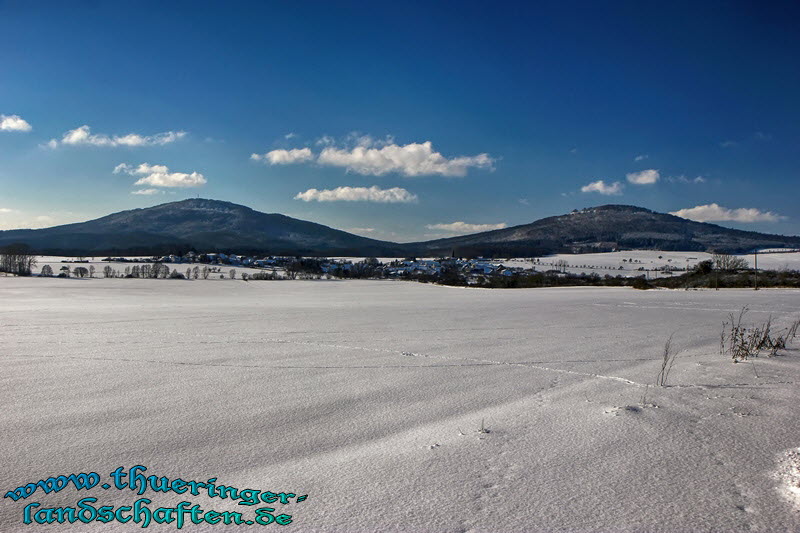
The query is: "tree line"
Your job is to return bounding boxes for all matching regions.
[0,244,37,276]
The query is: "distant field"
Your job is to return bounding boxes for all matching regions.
[30,249,800,280]
[1,278,799,532]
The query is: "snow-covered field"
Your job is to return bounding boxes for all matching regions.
[31,250,800,281]
[2,278,799,532]
[32,257,271,278]
[501,250,800,278]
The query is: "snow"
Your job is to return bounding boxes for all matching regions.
[32,256,275,278]
[1,278,799,532]
[503,250,800,278]
[31,250,800,281]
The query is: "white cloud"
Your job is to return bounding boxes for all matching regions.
[667,175,705,184]
[131,188,164,195]
[626,169,659,185]
[0,114,32,132]
[47,125,186,148]
[0,211,83,230]
[425,221,508,234]
[581,180,623,195]
[251,147,313,165]
[518,198,530,205]
[254,135,494,177]
[634,154,648,161]
[284,132,297,139]
[347,227,376,233]
[115,163,207,188]
[294,185,418,203]
[670,203,785,223]
[0,207,17,213]
[719,140,738,148]
[317,140,494,177]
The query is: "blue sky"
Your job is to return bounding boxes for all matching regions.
[1,1,798,242]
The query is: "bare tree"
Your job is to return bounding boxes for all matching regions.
[285,262,299,280]
[89,265,96,278]
[103,265,113,278]
[40,264,54,277]
[73,266,89,278]
[0,243,37,276]
[202,266,210,280]
[712,253,748,271]
[229,269,236,280]
[150,262,166,279]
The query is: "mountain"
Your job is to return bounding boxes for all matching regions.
[0,201,797,257]
[0,199,406,256]
[406,205,800,256]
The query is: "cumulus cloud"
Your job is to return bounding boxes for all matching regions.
[634,154,648,161]
[115,163,207,188]
[47,125,186,148]
[251,148,313,165]
[581,180,623,195]
[317,140,494,177]
[670,203,785,223]
[253,135,494,177]
[626,169,659,185]
[0,114,32,132]
[425,221,508,234]
[294,185,418,203]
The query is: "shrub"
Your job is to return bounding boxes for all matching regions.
[656,334,679,386]
[694,260,714,274]
[721,307,800,362]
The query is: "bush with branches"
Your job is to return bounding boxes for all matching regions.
[721,307,800,362]
[712,253,748,271]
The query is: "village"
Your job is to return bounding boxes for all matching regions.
[84,251,699,283]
